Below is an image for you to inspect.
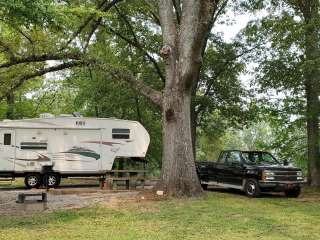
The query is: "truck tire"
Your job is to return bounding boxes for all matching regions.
[244,178,261,197]
[284,187,301,198]
[25,174,41,189]
[43,173,61,188]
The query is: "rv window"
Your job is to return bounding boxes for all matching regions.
[20,142,47,150]
[112,128,130,139]
[4,134,11,145]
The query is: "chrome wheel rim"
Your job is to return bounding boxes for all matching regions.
[28,176,38,187]
[48,175,56,186]
[247,182,256,195]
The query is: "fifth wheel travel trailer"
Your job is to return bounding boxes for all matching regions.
[0,113,150,188]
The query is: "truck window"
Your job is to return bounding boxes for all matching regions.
[227,151,242,165]
[218,152,228,164]
[260,152,279,165]
[112,128,130,139]
[4,133,11,145]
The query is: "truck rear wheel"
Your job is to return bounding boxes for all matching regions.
[43,173,61,188]
[25,174,41,189]
[244,179,261,197]
[284,187,301,198]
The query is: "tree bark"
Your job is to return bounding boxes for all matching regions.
[156,0,216,196]
[306,84,320,186]
[159,88,202,196]
[6,92,14,119]
[301,0,320,186]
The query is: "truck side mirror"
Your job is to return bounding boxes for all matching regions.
[283,159,289,166]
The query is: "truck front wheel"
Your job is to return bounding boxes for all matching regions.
[284,187,301,198]
[244,179,261,197]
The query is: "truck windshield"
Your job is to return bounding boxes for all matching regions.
[243,152,279,165]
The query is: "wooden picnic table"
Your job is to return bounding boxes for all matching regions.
[100,169,148,190]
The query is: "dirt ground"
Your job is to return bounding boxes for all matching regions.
[0,188,146,216]
[0,178,160,215]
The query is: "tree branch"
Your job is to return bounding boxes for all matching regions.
[62,0,123,50]
[159,0,177,88]
[142,0,161,25]
[106,26,165,83]
[172,0,181,24]
[113,6,165,82]
[194,45,261,117]
[178,0,216,89]
[12,26,34,45]
[159,0,176,48]
[93,61,162,106]
[83,19,102,51]
[0,61,84,101]
[0,40,15,61]
[0,53,81,69]
[109,68,163,106]
[211,0,229,31]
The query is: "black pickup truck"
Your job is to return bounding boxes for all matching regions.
[196,150,305,197]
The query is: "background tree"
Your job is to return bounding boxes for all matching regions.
[240,0,320,185]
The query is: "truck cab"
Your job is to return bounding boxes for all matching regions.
[196,150,305,197]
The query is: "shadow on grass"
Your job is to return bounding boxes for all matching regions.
[205,187,287,198]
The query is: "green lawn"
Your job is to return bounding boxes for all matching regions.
[1,190,320,240]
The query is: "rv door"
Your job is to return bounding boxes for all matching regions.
[0,130,15,171]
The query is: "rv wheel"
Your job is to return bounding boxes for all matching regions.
[25,174,41,189]
[43,173,61,188]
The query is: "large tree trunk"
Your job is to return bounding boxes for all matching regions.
[306,85,320,186]
[156,0,215,197]
[158,88,203,196]
[6,92,14,119]
[301,0,320,186]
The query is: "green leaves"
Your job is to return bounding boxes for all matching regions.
[0,0,56,26]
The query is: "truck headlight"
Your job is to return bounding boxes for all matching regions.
[297,171,303,176]
[265,176,275,180]
[262,170,275,181]
[264,171,275,176]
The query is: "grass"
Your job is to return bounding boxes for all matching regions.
[1,190,320,240]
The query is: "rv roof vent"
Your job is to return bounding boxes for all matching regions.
[40,113,55,118]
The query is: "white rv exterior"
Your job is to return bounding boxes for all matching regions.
[0,114,150,188]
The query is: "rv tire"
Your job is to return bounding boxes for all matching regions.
[25,174,41,189]
[43,173,61,188]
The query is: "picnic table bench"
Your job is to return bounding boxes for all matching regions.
[16,192,47,203]
[100,170,147,190]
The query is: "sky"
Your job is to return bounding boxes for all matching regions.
[214,11,253,43]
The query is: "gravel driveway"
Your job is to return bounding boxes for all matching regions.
[0,188,139,215]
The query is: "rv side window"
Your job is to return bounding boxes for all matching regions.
[4,134,11,145]
[20,142,47,150]
[112,128,130,139]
